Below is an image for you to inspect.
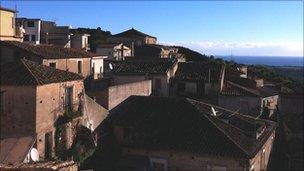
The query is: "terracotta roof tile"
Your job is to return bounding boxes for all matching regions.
[109,96,276,158]
[111,28,156,39]
[1,59,83,86]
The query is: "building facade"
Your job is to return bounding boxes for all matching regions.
[96,43,131,60]
[0,7,23,41]
[71,33,90,51]
[0,59,84,160]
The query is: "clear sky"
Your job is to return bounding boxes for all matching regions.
[1,1,303,57]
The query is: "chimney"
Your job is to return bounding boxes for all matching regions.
[255,78,264,88]
[131,42,134,56]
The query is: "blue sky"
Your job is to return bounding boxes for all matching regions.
[1,1,303,57]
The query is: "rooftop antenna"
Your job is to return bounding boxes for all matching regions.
[211,107,219,116]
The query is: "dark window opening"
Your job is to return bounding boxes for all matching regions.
[31,35,36,41]
[24,35,30,41]
[65,86,73,112]
[77,61,82,74]
[27,21,34,27]
[49,62,56,68]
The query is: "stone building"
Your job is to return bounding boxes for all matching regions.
[107,28,157,47]
[96,43,131,60]
[219,77,279,119]
[105,58,178,97]
[170,62,225,98]
[109,96,276,171]
[1,41,98,78]
[0,59,84,160]
[0,7,23,41]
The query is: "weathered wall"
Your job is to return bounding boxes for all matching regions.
[42,58,91,77]
[87,80,151,110]
[218,95,262,115]
[0,86,37,138]
[0,10,17,40]
[122,148,246,171]
[35,80,84,159]
[249,131,275,171]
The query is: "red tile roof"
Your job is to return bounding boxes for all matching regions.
[1,59,83,86]
[1,41,96,59]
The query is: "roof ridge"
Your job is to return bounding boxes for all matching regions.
[20,59,42,85]
[226,81,260,97]
[187,99,251,157]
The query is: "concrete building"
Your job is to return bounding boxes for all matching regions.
[0,7,23,41]
[1,41,99,78]
[91,55,107,79]
[105,58,178,97]
[16,18,72,47]
[170,62,225,98]
[0,59,84,160]
[109,96,276,171]
[96,43,131,60]
[107,28,157,47]
[71,33,90,51]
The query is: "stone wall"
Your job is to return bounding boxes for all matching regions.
[0,86,37,138]
[87,80,151,110]
[122,148,247,170]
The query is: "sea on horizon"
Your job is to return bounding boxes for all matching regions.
[217,56,303,67]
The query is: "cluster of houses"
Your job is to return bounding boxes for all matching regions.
[0,6,280,171]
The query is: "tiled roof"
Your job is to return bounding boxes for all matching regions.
[97,43,122,48]
[109,96,276,159]
[221,81,279,97]
[0,136,35,164]
[1,59,83,86]
[134,44,162,58]
[173,62,224,83]
[105,58,177,75]
[111,28,156,39]
[1,41,96,59]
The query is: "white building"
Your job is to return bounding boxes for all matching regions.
[91,56,107,79]
[16,18,41,44]
[96,43,132,61]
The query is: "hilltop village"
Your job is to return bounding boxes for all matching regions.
[0,6,303,171]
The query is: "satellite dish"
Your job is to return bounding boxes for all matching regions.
[109,63,113,70]
[30,148,39,162]
[211,107,219,116]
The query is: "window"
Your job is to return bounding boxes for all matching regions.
[31,35,36,41]
[24,35,30,41]
[155,78,161,89]
[49,62,56,68]
[65,86,73,111]
[27,21,34,27]
[77,61,82,74]
[0,91,5,113]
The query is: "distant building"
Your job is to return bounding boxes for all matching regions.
[1,41,99,78]
[105,58,178,97]
[91,55,107,79]
[170,62,225,98]
[71,33,90,51]
[0,59,84,159]
[107,28,157,47]
[16,18,72,47]
[134,44,178,59]
[0,7,23,41]
[96,43,131,60]
[109,96,276,171]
